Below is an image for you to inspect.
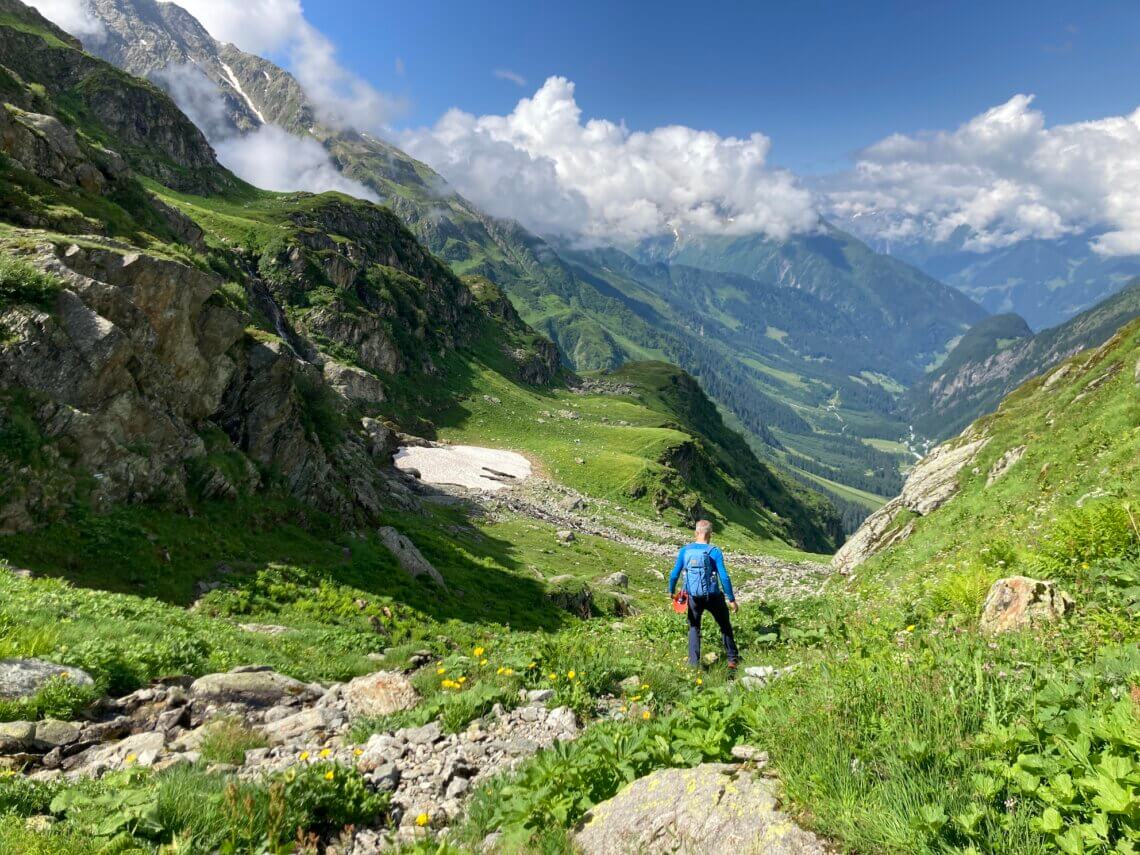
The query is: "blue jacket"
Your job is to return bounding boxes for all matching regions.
[668,543,734,601]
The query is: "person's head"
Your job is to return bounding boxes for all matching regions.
[694,519,713,543]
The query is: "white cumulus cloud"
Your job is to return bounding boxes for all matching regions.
[826,94,1140,255]
[164,0,406,133]
[24,0,105,44]
[399,76,818,243]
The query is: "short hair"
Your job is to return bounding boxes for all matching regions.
[695,519,713,536]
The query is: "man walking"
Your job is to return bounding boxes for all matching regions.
[668,519,740,669]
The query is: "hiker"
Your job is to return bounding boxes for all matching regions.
[668,519,740,669]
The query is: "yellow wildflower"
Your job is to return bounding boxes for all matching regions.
[480,659,489,666]
[642,710,652,720]
[436,667,446,675]
[353,748,364,756]
[496,666,506,675]
[528,662,537,669]
[640,684,649,690]
[629,694,641,702]
[905,625,916,632]
[299,751,310,761]
[548,672,558,681]
[324,770,335,781]
[473,646,485,658]
[696,677,703,685]
[124,753,137,765]
[458,675,467,683]
[504,668,514,676]
[319,748,331,758]
[415,813,430,827]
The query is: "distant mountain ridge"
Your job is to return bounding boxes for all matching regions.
[906,278,1140,441]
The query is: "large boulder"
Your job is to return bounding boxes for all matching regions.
[189,667,321,707]
[378,526,446,587]
[573,763,828,854]
[980,576,1074,635]
[343,670,419,718]
[0,659,94,701]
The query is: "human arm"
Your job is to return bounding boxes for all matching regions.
[668,548,685,595]
[711,547,736,605]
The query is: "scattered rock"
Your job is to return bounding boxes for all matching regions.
[0,659,94,701]
[600,572,629,590]
[980,576,1074,634]
[378,526,447,588]
[344,671,419,718]
[33,720,81,750]
[526,689,554,704]
[987,445,1027,486]
[573,763,828,854]
[556,529,576,543]
[730,744,769,765]
[0,721,35,753]
[237,623,292,636]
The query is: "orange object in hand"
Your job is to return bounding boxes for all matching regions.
[671,592,689,614]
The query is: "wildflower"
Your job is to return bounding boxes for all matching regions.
[353,748,364,757]
[640,684,649,690]
[124,753,137,765]
[319,748,331,758]
[415,812,430,827]
[480,659,488,666]
[548,672,558,681]
[630,694,641,702]
[436,667,446,675]
[504,668,514,676]
[528,662,536,669]
[642,710,651,720]
[567,670,576,680]
[299,751,310,761]
[325,770,335,781]
[696,677,703,685]
[473,646,485,658]
[619,705,628,713]
[496,666,506,675]
[457,676,467,684]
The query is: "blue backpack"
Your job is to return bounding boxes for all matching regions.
[683,546,719,597]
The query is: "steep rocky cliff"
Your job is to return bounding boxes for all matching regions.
[0,0,558,532]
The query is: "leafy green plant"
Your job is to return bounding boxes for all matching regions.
[276,762,389,842]
[198,717,270,766]
[0,253,62,311]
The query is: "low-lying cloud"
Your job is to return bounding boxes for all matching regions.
[826,95,1140,255]
[400,76,818,244]
[153,64,377,201]
[166,0,406,134]
[25,0,105,44]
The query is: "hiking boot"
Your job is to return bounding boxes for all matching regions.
[727,660,738,670]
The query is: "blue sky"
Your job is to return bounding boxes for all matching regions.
[304,0,1140,174]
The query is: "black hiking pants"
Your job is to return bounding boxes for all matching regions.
[687,592,739,666]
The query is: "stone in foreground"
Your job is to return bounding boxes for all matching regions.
[980,576,1074,635]
[189,667,321,707]
[344,670,420,718]
[0,659,94,701]
[573,763,828,854]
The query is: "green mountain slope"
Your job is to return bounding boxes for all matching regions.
[0,0,837,555]
[907,278,1140,441]
[639,221,988,380]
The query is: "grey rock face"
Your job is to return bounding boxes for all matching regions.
[0,659,94,701]
[832,433,990,573]
[573,763,828,855]
[343,671,420,719]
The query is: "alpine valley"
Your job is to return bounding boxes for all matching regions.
[0,2,1136,854]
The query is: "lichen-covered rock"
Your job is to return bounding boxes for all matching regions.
[344,671,419,718]
[189,668,321,708]
[573,763,828,854]
[980,576,1074,635]
[0,659,94,701]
